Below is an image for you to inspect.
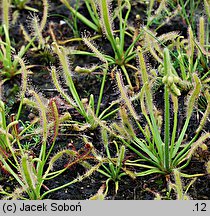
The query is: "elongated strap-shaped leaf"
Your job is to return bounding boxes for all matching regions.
[173,169,184,200]
[119,105,136,138]
[28,90,48,180]
[45,99,60,163]
[117,146,125,168]
[52,43,87,118]
[135,168,165,176]
[204,0,210,18]
[170,95,178,157]
[29,90,48,146]
[21,155,37,197]
[15,56,28,121]
[44,149,77,179]
[174,132,210,166]
[2,1,10,31]
[118,0,131,54]
[51,67,76,108]
[6,121,20,165]
[196,90,210,134]
[98,168,112,178]
[186,74,201,118]
[0,154,24,187]
[172,74,201,159]
[0,100,6,130]
[71,50,115,63]
[85,0,100,27]
[41,161,103,199]
[137,47,163,160]
[132,137,160,165]
[139,85,156,150]
[40,0,48,33]
[60,0,98,32]
[188,26,195,73]
[111,122,129,138]
[3,25,12,68]
[121,138,157,167]
[98,0,121,59]
[101,129,117,176]
[163,48,171,171]
[82,37,107,64]
[116,71,138,120]
[199,17,205,48]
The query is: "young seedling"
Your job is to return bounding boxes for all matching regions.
[97,129,132,195]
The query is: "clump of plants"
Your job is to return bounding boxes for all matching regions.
[0,62,103,199]
[0,0,34,83]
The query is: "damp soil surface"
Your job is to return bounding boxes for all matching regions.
[0,0,210,200]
